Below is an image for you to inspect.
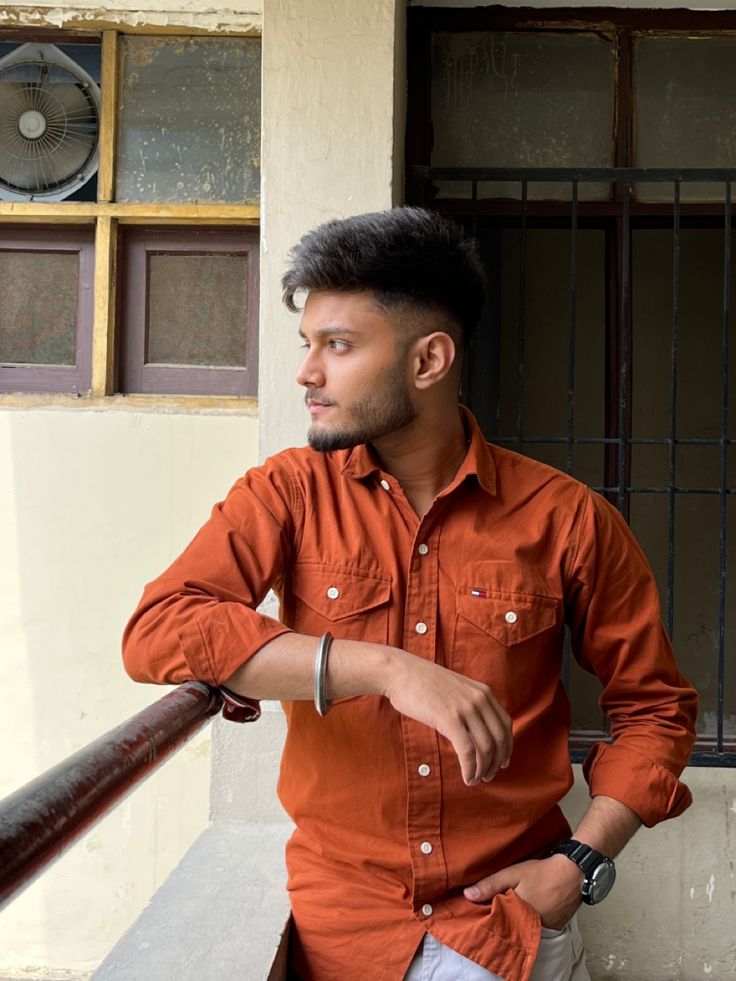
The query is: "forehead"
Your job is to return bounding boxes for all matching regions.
[299,290,398,338]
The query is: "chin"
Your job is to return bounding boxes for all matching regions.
[308,425,359,453]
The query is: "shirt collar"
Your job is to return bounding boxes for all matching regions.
[339,405,497,497]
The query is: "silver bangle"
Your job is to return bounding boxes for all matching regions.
[314,631,334,717]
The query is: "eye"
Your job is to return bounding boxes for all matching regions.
[329,339,351,351]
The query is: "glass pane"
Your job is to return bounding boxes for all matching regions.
[672,495,730,736]
[146,253,249,367]
[636,37,736,201]
[0,250,77,364]
[430,31,614,201]
[117,37,260,204]
[632,228,736,441]
[497,227,606,454]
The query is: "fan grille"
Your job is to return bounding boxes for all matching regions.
[0,59,99,195]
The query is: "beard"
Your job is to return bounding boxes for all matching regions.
[307,363,418,452]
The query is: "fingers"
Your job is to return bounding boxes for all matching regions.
[464,867,519,903]
[447,684,512,786]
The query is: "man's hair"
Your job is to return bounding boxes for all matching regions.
[281,207,487,347]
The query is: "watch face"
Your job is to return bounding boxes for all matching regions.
[587,861,616,904]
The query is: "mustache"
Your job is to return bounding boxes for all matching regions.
[304,390,337,407]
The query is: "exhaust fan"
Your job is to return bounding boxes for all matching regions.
[0,43,100,202]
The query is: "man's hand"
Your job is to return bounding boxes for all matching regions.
[463,856,583,930]
[382,649,512,786]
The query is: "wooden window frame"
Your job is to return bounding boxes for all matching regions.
[406,6,736,764]
[0,28,260,405]
[0,226,94,394]
[121,226,259,397]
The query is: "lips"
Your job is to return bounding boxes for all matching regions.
[307,401,332,417]
[305,393,335,416]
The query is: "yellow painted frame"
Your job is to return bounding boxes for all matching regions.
[0,26,261,406]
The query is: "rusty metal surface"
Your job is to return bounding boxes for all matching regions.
[0,681,222,911]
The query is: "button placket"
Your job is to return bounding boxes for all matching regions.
[403,521,445,907]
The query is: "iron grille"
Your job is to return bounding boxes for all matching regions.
[412,166,736,766]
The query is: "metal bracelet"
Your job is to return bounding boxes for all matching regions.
[314,631,334,717]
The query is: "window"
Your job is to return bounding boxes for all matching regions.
[120,227,258,396]
[0,31,260,399]
[0,227,94,393]
[407,7,736,763]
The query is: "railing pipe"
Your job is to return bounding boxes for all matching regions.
[0,681,222,912]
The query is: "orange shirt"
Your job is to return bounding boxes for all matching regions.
[123,408,697,981]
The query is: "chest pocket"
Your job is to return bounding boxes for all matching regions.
[451,584,561,713]
[456,588,558,648]
[290,563,391,644]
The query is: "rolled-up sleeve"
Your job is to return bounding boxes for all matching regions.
[566,488,698,827]
[122,454,299,687]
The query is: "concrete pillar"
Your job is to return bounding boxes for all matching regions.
[209,0,407,824]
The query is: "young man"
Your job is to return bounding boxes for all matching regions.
[123,208,697,981]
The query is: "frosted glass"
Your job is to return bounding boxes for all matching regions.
[117,37,260,204]
[0,251,77,364]
[430,31,614,201]
[636,37,736,201]
[146,253,249,367]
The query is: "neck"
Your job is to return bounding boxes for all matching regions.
[371,403,467,516]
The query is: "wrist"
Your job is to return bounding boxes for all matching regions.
[332,639,400,699]
[549,839,617,905]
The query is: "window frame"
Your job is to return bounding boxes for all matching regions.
[0,226,94,394]
[406,6,736,765]
[120,226,259,397]
[0,28,260,404]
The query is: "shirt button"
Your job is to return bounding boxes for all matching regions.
[418,764,431,777]
[326,586,340,600]
[420,841,433,855]
[418,543,429,556]
[380,479,390,491]
[415,621,428,635]
[421,904,433,917]
[505,610,518,624]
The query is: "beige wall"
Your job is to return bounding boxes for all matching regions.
[0,405,258,975]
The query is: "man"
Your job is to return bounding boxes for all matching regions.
[123,208,697,981]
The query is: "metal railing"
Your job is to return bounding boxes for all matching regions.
[0,681,223,910]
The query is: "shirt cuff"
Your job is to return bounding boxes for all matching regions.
[582,741,693,827]
[219,685,262,724]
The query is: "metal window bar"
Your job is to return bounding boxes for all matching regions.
[719,181,732,755]
[412,166,736,766]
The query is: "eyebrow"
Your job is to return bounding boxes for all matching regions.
[298,326,361,339]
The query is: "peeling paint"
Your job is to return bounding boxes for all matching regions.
[706,874,716,904]
[0,4,261,34]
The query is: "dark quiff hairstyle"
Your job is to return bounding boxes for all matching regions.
[281,207,487,347]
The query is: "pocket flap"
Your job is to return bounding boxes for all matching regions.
[292,564,391,622]
[457,588,558,646]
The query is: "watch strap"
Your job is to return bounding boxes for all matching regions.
[550,838,609,874]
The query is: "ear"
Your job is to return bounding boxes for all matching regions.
[410,331,458,390]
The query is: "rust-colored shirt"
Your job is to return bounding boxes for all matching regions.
[123,408,697,981]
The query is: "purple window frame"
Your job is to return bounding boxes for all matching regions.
[120,227,259,397]
[0,227,94,395]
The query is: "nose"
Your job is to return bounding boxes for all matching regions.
[296,344,325,388]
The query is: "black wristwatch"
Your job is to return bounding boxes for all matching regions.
[549,839,616,905]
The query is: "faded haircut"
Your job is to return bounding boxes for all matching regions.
[281,207,487,347]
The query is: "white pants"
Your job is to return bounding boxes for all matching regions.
[404,916,590,981]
